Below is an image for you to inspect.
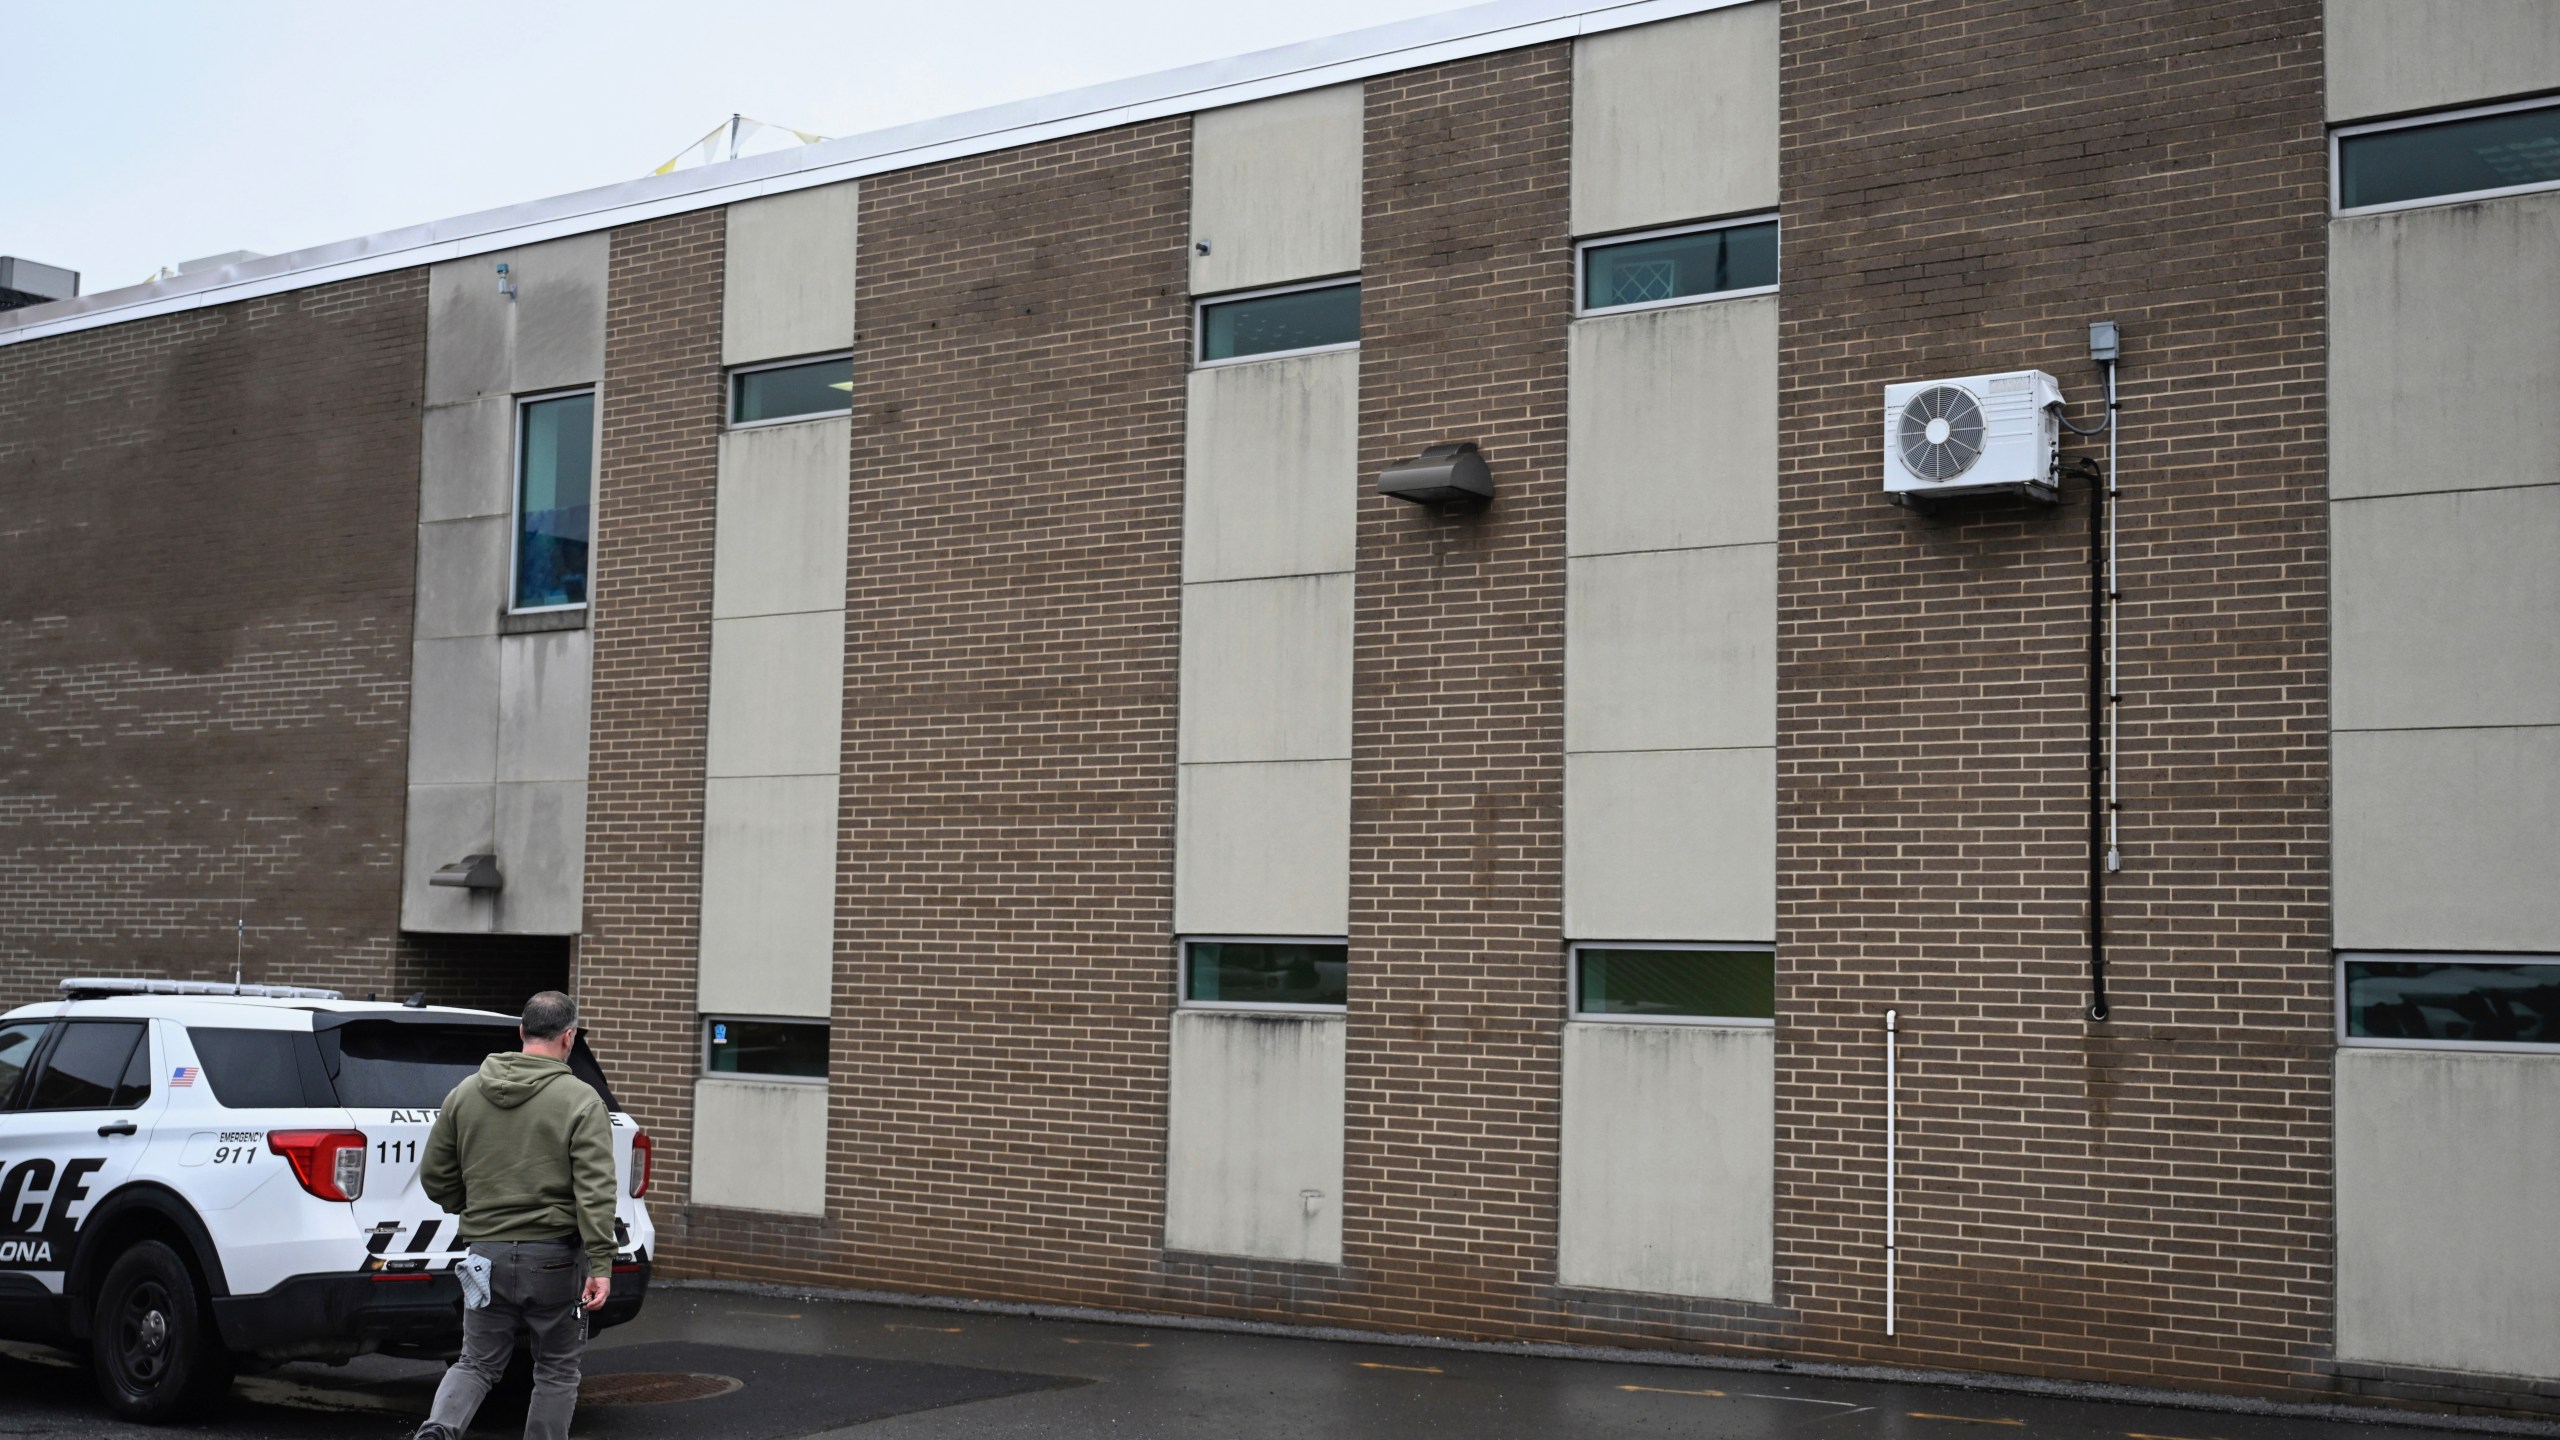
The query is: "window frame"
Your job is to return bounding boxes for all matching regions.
[1191,277,1362,370]
[697,1013,831,1084]
[725,349,856,431]
[507,384,601,617]
[2331,94,2560,218]
[1566,940,1777,1028]
[1175,934,1350,1015]
[1573,212,1781,319]
[2335,950,2560,1056]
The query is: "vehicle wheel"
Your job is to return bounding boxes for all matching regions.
[90,1240,232,1423]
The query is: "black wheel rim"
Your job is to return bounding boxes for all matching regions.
[114,1278,175,1389]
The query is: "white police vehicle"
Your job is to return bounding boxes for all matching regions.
[0,978,657,1422]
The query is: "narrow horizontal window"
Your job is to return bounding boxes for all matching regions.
[1196,281,1360,364]
[2342,954,2559,1048]
[1572,945,1774,1023]
[1182,938,1347,1009]
[513,389,594,611]
[703,1016,829,1078]
[2337,98,2560,212]
[731,353,853,425]
[1579,217,1777,314]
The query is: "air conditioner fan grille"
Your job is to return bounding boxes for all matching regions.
[1897,385,1986,482]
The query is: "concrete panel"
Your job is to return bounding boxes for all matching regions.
[425,233,608,404]
[2328,0,2560,121]
[1568,545,1776,754]
[2335,487,2560,731]
[1174,760,1350,936]
[492,779,586,936]
[497,628,592,783]
[706,611,847,779]
[724,181,859,365]
[508,231,609,396]
[1189,85,1363,295]
[1565,747,1775,943]
[1558,1021,1773,1301]
[407,638,499,786]
[691,1078,829,1216]
[2337,1047,2560,1379]
[420,398,512,523]
[1184,351,1358,583]
[698,774,839,1018]
[413,517,508,640]
[1177,574,1353,764]
[400,782,494,934]
[2331,192,2560,500]
[713,417,852,619]
[2335,726,2560,951]
[1571,3,1779,237]
[1568,297,1777,556]
[1164,1010,1345,1263]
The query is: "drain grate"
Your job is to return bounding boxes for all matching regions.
[580,1371,744,1406]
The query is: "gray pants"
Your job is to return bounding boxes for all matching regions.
[426,1239,588,1440]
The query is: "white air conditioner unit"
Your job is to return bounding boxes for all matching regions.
[1882,369,2065,503]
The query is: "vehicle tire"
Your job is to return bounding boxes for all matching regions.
[89,1240,233,1423]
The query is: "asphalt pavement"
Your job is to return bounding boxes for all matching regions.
[1,1284,2546,1439]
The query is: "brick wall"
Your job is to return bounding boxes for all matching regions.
[575,209,725,1220]
[0,275,429,1007]
[1773,0,2330,1397]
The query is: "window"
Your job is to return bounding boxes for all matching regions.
[731,353,853,426]
[2340,954,2560,1050]
[513,389,595,612]
[187,1027,321,1109]
[703,1017,828,1079]
[1570,944,1775,1024]
[1577,216,1778,315]
[1196,280,1360,365]
[1180,938,1347,1010]
[0,1020,47,1108]
[24,1021,151,1110]
[2335,97,2560,214]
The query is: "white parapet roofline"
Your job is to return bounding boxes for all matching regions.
[1,0,1739,348]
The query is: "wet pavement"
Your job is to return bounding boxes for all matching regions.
[1,1284,2546,1439]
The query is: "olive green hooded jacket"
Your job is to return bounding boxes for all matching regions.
[420,1051,619,1279]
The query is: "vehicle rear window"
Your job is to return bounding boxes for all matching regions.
[27,1021,149,1111]
[187,1027,321,1109]
[316,1021,624,1113]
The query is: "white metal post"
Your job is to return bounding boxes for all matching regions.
[1885,1008,1899,1337]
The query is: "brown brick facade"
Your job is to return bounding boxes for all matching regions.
[1773,0,2330,1397]
[0,275,431,1008]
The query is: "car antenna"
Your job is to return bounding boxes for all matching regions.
[233,822,249,988]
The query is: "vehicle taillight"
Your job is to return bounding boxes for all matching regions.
[268,1130,368,1202]
[628,1130,653,1198]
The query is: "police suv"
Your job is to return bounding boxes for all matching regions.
[0,979,656,1422]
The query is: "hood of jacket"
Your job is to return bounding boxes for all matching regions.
[472,1050,575,1110]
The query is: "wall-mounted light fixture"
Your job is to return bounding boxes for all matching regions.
[430,854,504,891]
[1378,441,1493,512]
[495,262,516,302]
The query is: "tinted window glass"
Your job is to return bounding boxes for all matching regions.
[188,1027,313,1109]
[704,1018,828,1078]
[1582,221,1778,311]
[515,391,594,610]
[2340,104,2560,209]
[1199,283,1360,362]
[1184,941,1347,1007]
[2344,958,2559,1045]
[733,356,852,424]
[26,1022,146,1110]
[325,1021,514,1109]
[0,1021,48,1109]
[1576,948,1775,1020]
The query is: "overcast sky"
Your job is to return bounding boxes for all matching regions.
[7,0,1462,296]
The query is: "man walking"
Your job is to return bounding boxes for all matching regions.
[413,992,618,1440]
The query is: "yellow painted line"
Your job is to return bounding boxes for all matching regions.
[886,1322,963,1333]
[1909,1413,2025,1426]
[1063,1337,1153,1348]
[1360,1361,1445,1374]
[1620,1383,1728,1397]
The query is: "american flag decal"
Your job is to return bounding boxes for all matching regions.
[170,1066,198,1088]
